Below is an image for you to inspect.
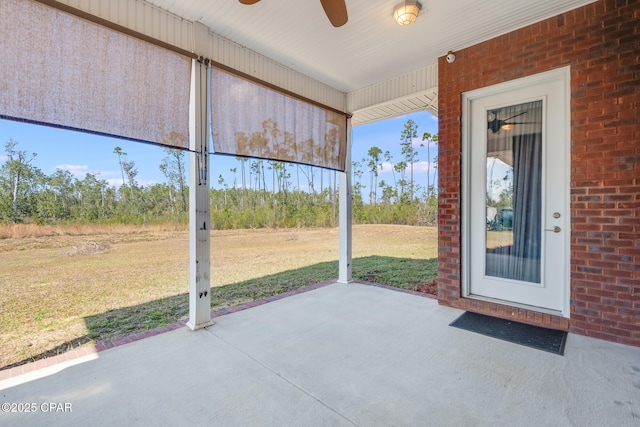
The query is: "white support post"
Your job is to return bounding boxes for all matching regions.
[187,22,213,330]
[338,118,353,283]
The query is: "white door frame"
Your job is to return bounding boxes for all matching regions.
[461,67,571,318]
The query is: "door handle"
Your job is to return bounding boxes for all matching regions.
[545,226,561,233]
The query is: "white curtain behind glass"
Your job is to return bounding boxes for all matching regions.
[485,100,543,283]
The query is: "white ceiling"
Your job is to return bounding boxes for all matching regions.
[144,0,595,95]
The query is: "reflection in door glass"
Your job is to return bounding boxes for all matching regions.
[485,100,543,283]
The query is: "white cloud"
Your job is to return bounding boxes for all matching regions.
[411,161,434,173]
[377,161,395,174]
[55,164,89,176]
[104,178,159,188]
[233,183,256,190]
[420,139,438,148]
[55,164,123,182]
[137,179,159,187]
[412,135,438,148]
[376,161,436,174]
[297,183,311,192]
[0,155,7,162]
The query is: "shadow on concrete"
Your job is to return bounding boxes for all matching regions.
[2,256,437,371]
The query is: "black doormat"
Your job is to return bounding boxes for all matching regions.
[449,311,567,355]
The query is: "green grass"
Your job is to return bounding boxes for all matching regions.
[1,225,439,370]
[352,256,438,290]
[84,256,437,346]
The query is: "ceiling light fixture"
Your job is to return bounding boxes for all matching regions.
[393,1,422,26]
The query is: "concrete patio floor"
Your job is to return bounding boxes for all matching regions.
[1,281,639,426]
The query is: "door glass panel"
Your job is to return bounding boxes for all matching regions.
[485,100,543,283]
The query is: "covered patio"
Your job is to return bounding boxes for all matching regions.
[2,0,639,424]
[2,281,639,425]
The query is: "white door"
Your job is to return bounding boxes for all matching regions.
[462,68,570,316]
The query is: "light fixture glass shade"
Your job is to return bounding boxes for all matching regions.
[501,123,515,131]
[394,1,421,26]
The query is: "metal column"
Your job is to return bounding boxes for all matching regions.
[338,118,353,283]
[187,23,213,330]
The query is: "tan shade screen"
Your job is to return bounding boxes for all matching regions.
[0,0,191,149]
[210,67,347,171]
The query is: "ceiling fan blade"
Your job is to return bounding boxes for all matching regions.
[320,0,348,27]
[504,121,540,125]
[239,0,261,4]
[503,111,527,121]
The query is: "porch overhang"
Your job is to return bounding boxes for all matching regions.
[4,0,619,338]
[41,0,597,122]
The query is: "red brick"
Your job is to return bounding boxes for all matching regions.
[437,0,639,347]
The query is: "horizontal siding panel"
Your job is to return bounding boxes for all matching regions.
[347,63,438,113]
[351,91,438,126]
[56,0,193,52]
[207,33,347,113]
[348,64,438,126]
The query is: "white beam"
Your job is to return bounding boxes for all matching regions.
[338,118,353,283]
[187,59,213,330]
[346,64,438,112]
[187,22,213,330]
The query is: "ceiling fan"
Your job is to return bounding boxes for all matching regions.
[487,111,539,133]
[239,0,348,27]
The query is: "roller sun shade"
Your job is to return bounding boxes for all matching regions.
[210,67,348,172]
[0,0,192,150]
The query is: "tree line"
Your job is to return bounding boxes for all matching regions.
[0,120,438,229]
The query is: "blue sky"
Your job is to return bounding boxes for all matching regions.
[0,110,437,200]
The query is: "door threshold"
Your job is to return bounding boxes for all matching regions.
[465,293,568,318]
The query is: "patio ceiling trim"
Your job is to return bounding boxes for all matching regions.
[348,63,439,126]
[350,90,439,127]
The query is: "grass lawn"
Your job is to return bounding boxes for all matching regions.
[0,224,437,369]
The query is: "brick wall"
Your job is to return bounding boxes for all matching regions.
[437,0,639,345]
